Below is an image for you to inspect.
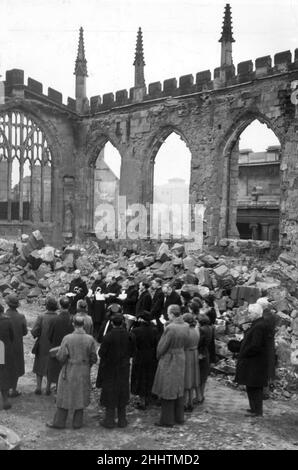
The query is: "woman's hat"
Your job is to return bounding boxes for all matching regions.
[6,294,20,309]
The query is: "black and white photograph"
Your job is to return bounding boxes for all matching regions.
[0,0,298,455]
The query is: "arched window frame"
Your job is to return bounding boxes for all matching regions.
[0,110,52,222]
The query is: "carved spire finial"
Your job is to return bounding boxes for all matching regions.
[74,27,88,76]
[219,4,235,43]
[133,27,145,67]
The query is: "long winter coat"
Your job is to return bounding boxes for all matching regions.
[150,288,164,320]
[6,307,27,379]
[122,286,139,316]
[135,290,152,317]
[184,326,200,390]
[235,317,269,387]
[96,327,136,408]
[87,280,107,327]
[47,309,74,383]
[56,330,97,410]
[0,315,14,390]
[198,324,213,385]
[152,317,189,400]
[31,311,58,377]
[131,322,159,397]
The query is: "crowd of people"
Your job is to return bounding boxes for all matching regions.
[0,268,276,430]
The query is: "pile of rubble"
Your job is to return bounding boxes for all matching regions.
[0,232,298,397]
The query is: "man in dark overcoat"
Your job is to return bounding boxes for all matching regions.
[130,311,159,410]
[135,282,152,318]
[68,270,88,316]
[235,304,269,417]
[86,272,107,338]
[162,283,182,320]
[5,294,27,397]
[150,278,164,334]
[97,312,136,428]
[47,297,74,390]
[0,303,14,410]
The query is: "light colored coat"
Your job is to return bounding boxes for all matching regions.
[56,330,97,410]
[184,326,200,390]
[152,317,189,400]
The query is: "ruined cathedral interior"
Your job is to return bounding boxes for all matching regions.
[0,3,298,250]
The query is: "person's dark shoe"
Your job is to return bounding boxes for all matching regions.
[185,405,193,412]
[73,425,83,430]
[100,420,116,429]
[175,421,185,425]
[244,413,263,418]
[245,409,254,413]
[154,422,174,428]
[3,403,12,410]
[135,403,146,410]
[46,422,65,429]
[45,389,51,396]
[34,389,42,395]
[118,420,128,428]
[9,390,21,398]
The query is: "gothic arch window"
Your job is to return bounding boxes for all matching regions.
[0,110,52,222]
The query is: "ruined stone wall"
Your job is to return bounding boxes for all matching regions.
[3,49,298,249]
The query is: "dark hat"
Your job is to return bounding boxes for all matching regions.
[107,303,123,314]
[111,311,124,326]
[6,293,20,309]
[139,311,152,323]
[181,290,191,302]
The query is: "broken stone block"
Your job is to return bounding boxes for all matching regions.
[213,264,229,278]
[0,253,11,264]
[0,425,21,450]
[195,267,212,288]
[272,298,290,313]
[21,230,45,260]
[291,317,298,336]
[278,252,297,266]
[63,253,75,271]
[230,268,240,280]
[35,263,52,280]
[183,256,196,272]
[0,239,10,252]
[0,278,11,292]
[27,287,42,298]
[184,272,197,284]
[156,243,171,261]
[200,254,218,267]
[276,311,292,327]
[172,256,183,266]
[10,276,21,289]
[159,261,175,279]
[275,338,292,365]
[171,243,185,257]
[38,279,49,289]
[21,234,29,243]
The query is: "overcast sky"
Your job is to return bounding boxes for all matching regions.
[0,0,293,184]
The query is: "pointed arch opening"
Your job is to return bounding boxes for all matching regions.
[223,118,281,241]
[152,131,191,239]
[0,110,52,222]
[93,141,121,232]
